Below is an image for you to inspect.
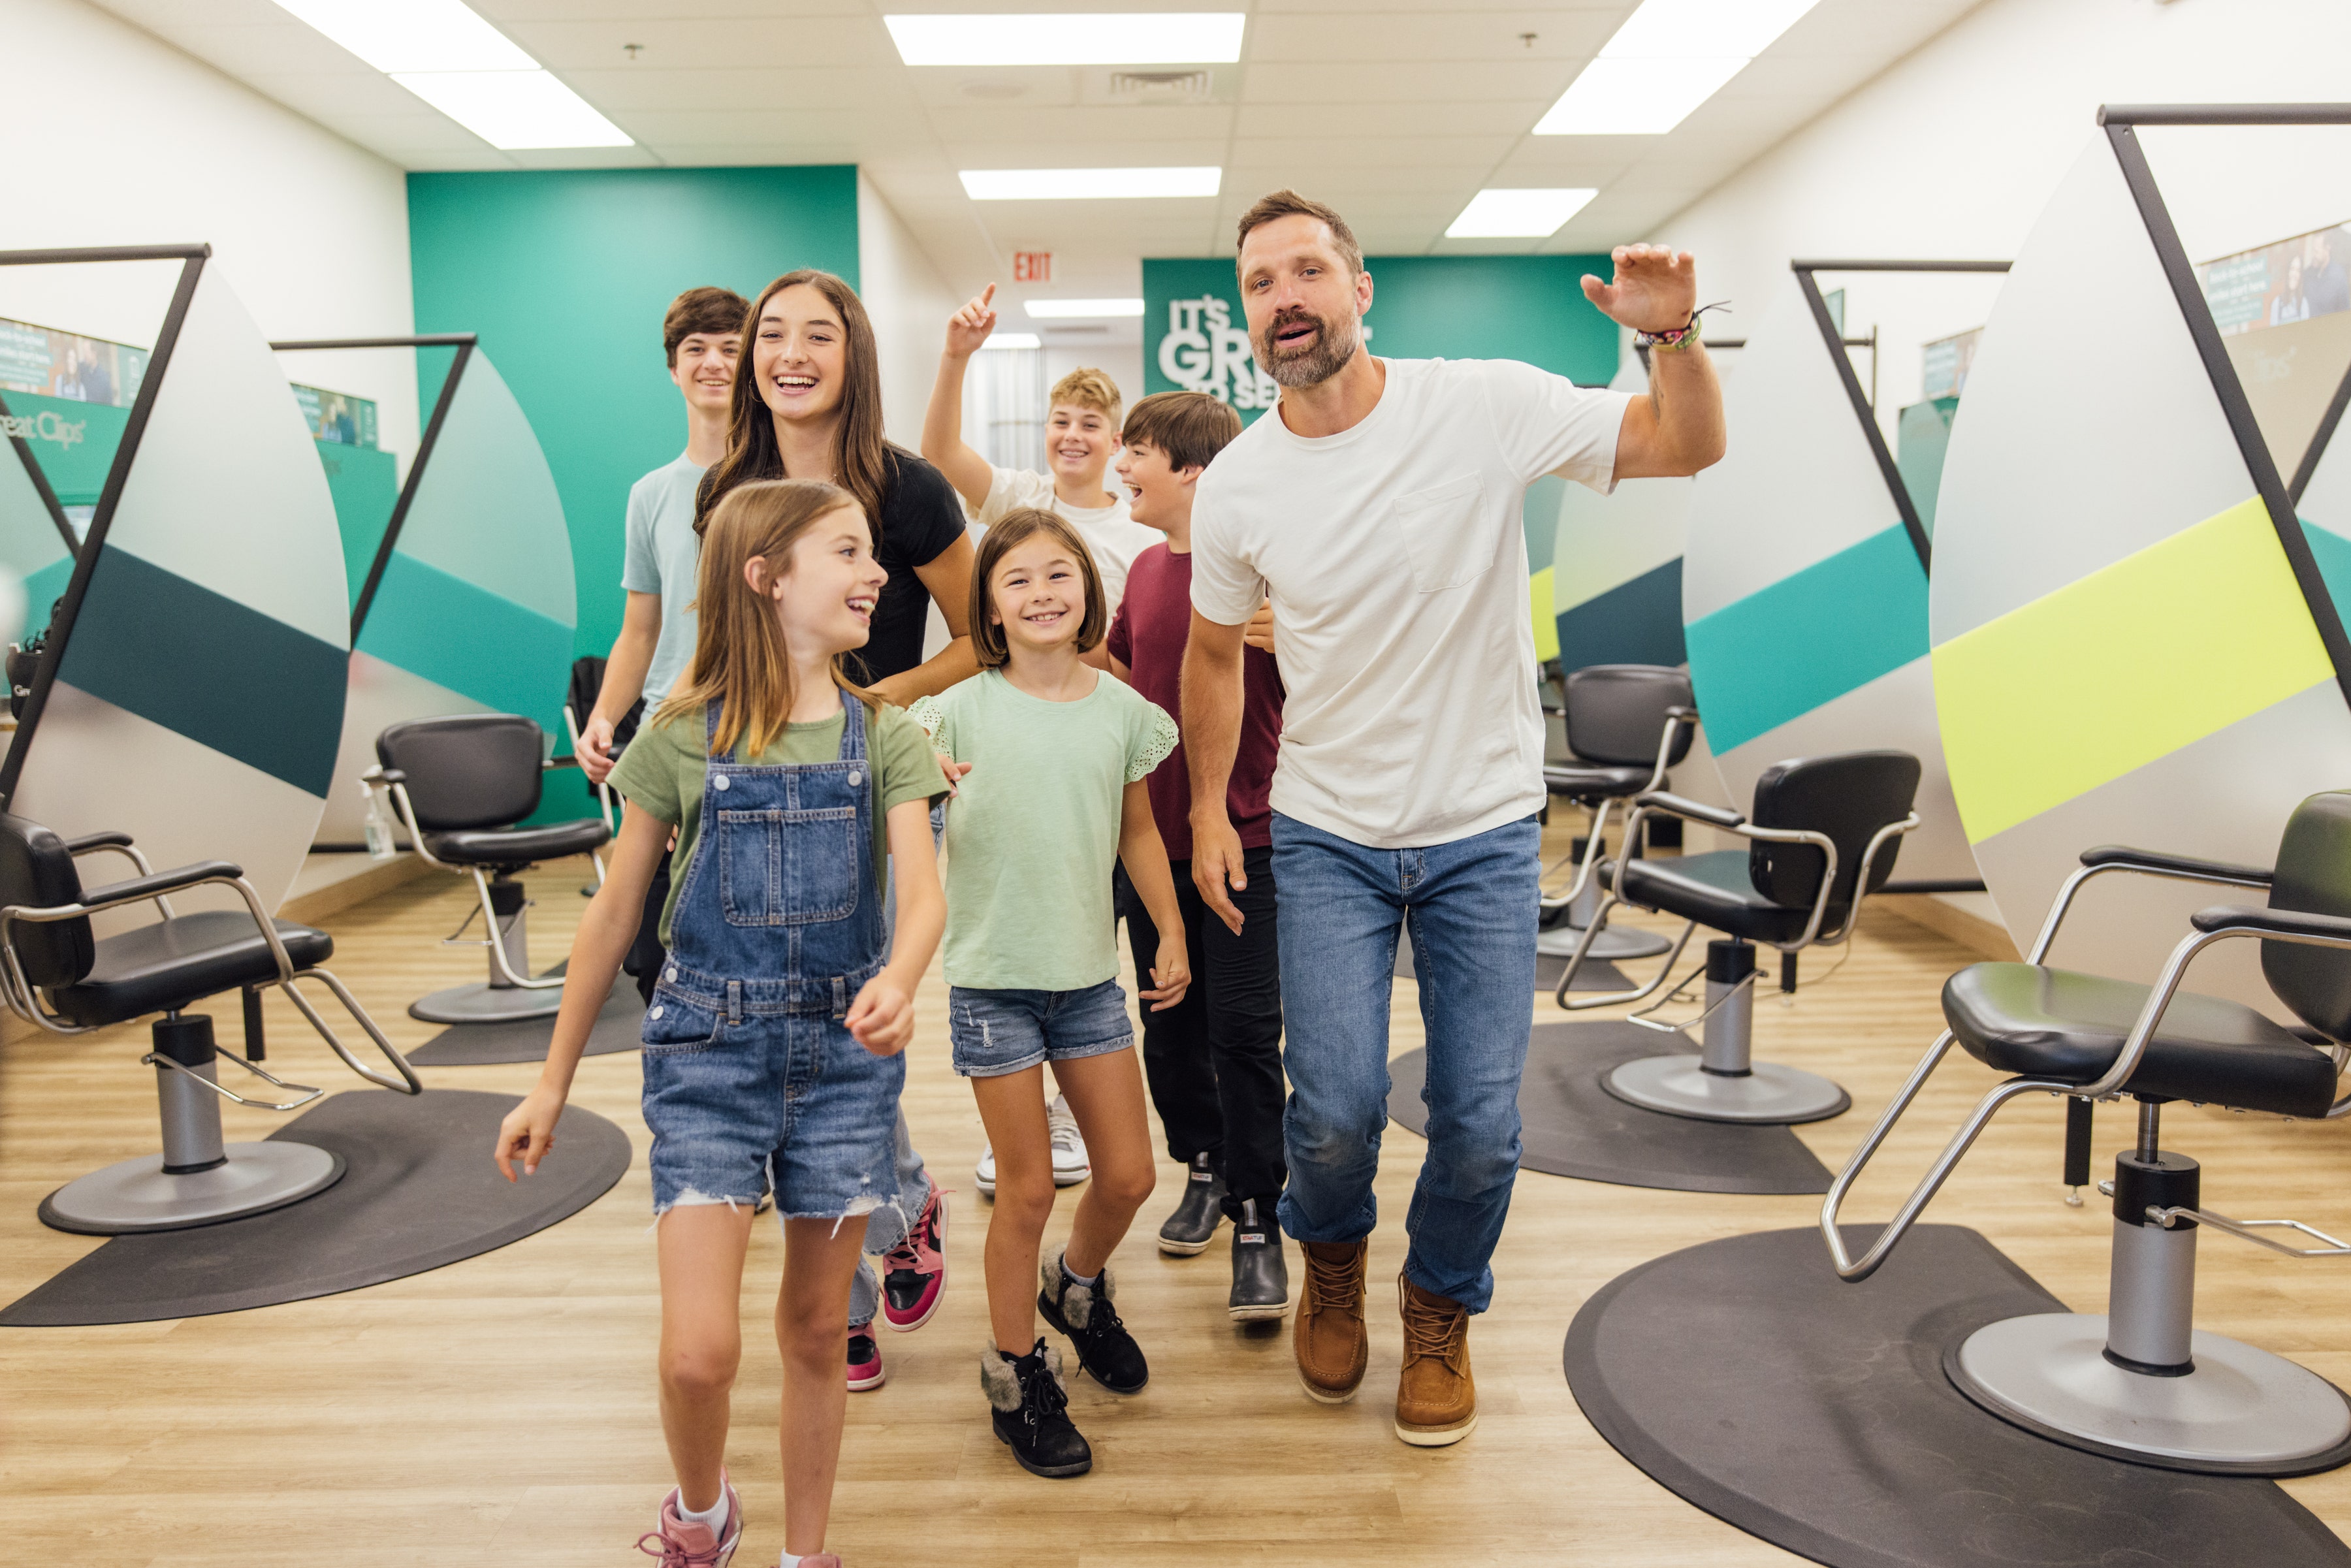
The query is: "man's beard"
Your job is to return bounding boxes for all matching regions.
[1253,307,1362,389]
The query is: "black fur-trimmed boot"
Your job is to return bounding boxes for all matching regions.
[982,1338,1091,1479]
[1037,1247,1149,1394]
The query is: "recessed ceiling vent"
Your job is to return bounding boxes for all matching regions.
[1108,69,1213,103]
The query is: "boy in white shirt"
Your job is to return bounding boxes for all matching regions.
[921,283,1160,611]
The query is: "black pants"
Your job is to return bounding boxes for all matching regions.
[1117,849,1286,1219]
[609,699,668,1008]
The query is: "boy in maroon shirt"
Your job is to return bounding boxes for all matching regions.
[1104,391,1291,1319]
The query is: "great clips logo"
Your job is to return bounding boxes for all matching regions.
[1156,296,1279,411]
[0,409,86,449]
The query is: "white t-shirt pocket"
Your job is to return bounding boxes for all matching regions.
[1394,473,1490,594]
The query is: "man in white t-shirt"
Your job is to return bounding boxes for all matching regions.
[922,284,1161,611]
[1182,190,1725,1447]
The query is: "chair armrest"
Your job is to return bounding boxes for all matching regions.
[2190,903,2351,942]
[77,859,246,910]
[63,831,134,854]
[543,754,579,771]
[361,765,406,786]
[1633,791,1745,831]
[2081,844,2273,886]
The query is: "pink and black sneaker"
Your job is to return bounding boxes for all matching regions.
[637,1472,742,1567]
[879,1186,948,1332]
[846,1326,886,1391]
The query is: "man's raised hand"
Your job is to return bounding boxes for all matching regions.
[1580,244,1697,335]
[945,283,999,357]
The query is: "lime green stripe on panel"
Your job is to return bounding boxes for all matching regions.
[1933,496,2335,842]
[1529,564,1558,663]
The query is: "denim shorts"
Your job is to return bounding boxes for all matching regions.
[640,966,904,1223]
[948,978,1135,1078]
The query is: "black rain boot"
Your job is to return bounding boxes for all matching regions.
[1038,1248,1150,1394]
[1158,1152,1226,1256]
[983,1339,1091,1479]
[1228,1197,1292,1322]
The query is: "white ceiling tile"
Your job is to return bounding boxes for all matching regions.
[924,106,1236,144]
[1245,8,1617,63]
[1239,59,1574,103]
[501,16,899,70]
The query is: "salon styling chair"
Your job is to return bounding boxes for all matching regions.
[1819,792,2351,1474]
[1558,749,1922,1124]
[1539,665,1699,962]
[363,713,611,1025]
[0,813,421,1233]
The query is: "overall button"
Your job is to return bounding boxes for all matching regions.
[713,775,731,792]
[848,770,863,787]
[665,966,679,982]
[648,1005,665,1019]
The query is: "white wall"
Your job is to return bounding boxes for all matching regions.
[1655,0,2351,442]
[856,172,961,450]
[1,0,420,465]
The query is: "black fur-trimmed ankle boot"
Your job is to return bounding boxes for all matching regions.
[1038,1247,1149,1394]
[983,1338,1091,1479]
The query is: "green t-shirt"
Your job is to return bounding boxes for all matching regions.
[910,669,1178,992]
[608,697,947,947]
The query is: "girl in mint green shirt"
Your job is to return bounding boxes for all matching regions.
[908,507,1187,1478]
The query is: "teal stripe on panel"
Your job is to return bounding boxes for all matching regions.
[1557,557,1686,671]
[357,549,571,728]
[1522,475,1563,574]
[2301,520,2351,620]
[1684,524,1927,754]
[24,556,74,624]
[57,545,345,795]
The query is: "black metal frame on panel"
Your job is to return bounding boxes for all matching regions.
[269,333,477,641]
[2097,103,2351,707]
[1788,259,2013,575]
[0,244,210,809]
[0,392,80,554]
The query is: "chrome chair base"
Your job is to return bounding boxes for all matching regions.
[1602,1054,1851,1125]
[1539,921,1671,961]
[39,1142,345,1235]
[410,980,566,1025]
[1950,1312,2351,1473]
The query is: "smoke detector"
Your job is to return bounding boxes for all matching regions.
[1108,70,1214,103]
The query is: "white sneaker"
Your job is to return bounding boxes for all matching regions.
[1048,1094,1091,1185]
[974,1095,1092,1196]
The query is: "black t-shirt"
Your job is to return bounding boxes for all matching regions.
[697,445,965,685]
[852,449,965,684]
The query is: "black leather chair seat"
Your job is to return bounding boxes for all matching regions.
[1544,762,1652,799]
[50,911,332,1029]
[1612,850,1814,945]
[1943,962,2339,1117]
[423,818,610,868]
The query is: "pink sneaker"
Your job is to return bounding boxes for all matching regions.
[879,1187,948,1332]
[846,1326,886,1391]
[637,1473,741,1567]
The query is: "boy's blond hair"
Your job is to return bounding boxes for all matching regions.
[1048,366,1122,423]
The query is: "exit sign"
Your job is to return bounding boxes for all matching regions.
[1014,251,1052,283]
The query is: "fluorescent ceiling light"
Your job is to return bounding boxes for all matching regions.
[885,12,1245,67]
[394,71,634,149]
[961,167,1221,200]
[271,0,534,72]
[1024,298,1146,318]
[1533,0,1821,136]
[1445,189,1598,238]
[981,332,1044,349]
[272,0,633,149]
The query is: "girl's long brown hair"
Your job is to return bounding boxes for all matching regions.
[697,270,898,540]
[655,478,874,759]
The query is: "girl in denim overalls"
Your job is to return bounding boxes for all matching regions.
[497,479,946,1568]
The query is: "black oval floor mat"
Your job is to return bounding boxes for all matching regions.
[1564,1224,2351,1567]
[3,1089,630,1326]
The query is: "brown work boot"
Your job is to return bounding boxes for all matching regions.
[1394,1273,1476,1447]
[1294,1238,1370,1403]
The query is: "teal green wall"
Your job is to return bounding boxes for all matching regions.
[406,165,860,667]
[1144,253,1620,423]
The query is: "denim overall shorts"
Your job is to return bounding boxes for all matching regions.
[639,694,903,1223]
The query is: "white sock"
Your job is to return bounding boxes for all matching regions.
[1063,1260,1100,1288]
[779,1555,805,1568]
[679,1488,729,1537]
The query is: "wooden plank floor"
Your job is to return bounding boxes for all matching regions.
[7,825,2351,1565]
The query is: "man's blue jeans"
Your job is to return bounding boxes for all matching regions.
[1270,809,1539,1314]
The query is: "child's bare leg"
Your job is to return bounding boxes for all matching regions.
[972,1066,1057,1349]
[657,1202,758,1510]
[776,1215,871,1556]
[1051,1048,1157,1277]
